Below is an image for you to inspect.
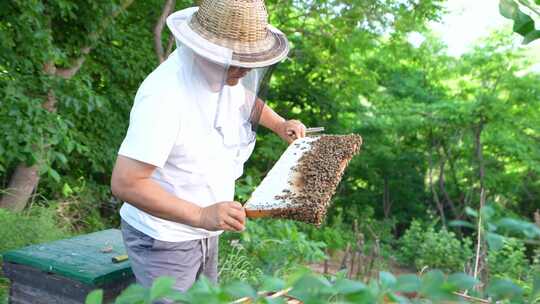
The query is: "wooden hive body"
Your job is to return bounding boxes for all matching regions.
[2,229,134,304]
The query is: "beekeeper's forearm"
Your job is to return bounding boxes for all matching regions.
[111,156,202,227]
[259,99,285,133]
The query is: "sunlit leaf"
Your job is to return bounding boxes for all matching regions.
[149,277,175,301]
[465,207,478,218]
[85,289,103,304]
[499,0,518,18]
[114,284,148,304]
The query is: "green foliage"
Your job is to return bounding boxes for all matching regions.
[398,220,473,272]
[301,211,356,252]
[488,238,529,282]
[86,270,483,304]
[233,219,326,275]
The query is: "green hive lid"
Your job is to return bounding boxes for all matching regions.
[2,229,132,286]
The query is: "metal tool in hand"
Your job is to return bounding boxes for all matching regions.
[287,126,325,139]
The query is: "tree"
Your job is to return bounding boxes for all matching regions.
[0,0,137,211]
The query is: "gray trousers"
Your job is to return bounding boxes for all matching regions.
[121,220,219,293]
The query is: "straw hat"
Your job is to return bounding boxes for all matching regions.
[166,0,289,68]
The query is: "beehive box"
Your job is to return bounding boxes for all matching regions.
[2,229,134,304]
[245,134,362,225]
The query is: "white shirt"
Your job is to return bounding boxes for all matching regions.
[118,50,255,242]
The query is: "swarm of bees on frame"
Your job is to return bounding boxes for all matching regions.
[273,134,362,225]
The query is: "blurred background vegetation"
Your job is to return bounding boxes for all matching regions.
[1,0,540,302]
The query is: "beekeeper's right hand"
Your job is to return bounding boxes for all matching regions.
[198,201,246,232]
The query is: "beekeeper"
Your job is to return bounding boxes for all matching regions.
[110,0,306,293]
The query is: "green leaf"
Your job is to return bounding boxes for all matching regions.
[225,281,257,299]
[56,152,68,164]
[114,284,148,304]
[62,183,73,197]
[486,279,523,301]
[465,207,478,218]
[290,274,332,300]
[48,168,61,183]
[499,0,540,43]
[262,298,287,304]
[513,10,536,36]
[446,273,478,290]
[486,232,505,251]
[395,274,420,293]
[379,271,397,289]
[261,276,286,292]
[497,218,540,238]
[480,205,495,220]
[85,289,103,304]
[149,277,175,301]
[448,220,475,229]
[419,270,456,301]
[499,0,518,19]
[333,278,367,294]
[523,30,540,44]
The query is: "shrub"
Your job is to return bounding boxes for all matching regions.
[398,220,473,272]
[488,238,529,281]
[54,178,117,233]
[237,219,326,275]
[533,248,540,271]
[0,206,71,253]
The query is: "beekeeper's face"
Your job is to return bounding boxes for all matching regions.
[194,55,251,88]
[226,66,251,86]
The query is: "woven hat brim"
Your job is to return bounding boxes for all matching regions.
[167,8,289,68]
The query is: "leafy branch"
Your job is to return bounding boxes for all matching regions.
[499,0,540,44]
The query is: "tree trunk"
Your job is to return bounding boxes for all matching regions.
[472,122,488,287]
[441,137,466,215]
[383,176,391,218]
[439,158,459,220]
[0,165,40,211]
[339,243,351,271]
[429,142,446,227]
[154,0,176,63]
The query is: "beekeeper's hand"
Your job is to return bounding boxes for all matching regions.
[198,201,246,232]
[281,119,306,143]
